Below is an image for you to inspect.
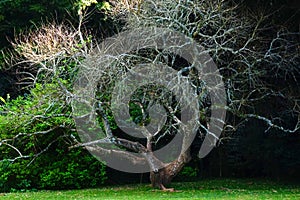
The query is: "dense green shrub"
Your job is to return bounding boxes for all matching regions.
[0,82,107,192]
[0,148,107,192]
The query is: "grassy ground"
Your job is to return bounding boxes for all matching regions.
[0,179,299,200]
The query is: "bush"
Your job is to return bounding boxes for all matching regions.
[0,82,107,192]
[0,149,107,192]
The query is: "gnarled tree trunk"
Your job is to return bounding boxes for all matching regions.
[150,149,191,191]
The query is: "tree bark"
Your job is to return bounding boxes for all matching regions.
[149,149,191,191]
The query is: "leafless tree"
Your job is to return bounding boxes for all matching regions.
[74,0,298,190]
[0,0,299,191]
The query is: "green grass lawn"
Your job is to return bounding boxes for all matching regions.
[1,179,299,200]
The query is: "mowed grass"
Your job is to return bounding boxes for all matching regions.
[0,179,299,200]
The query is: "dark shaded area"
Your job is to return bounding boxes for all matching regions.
[199,119,300,181]
[234,0,300,30]
[0,72,15,97]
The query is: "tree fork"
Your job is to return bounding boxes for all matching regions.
[150,148,191,191]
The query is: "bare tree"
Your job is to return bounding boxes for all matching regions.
[0,0,299,191]
[72,0,298,190]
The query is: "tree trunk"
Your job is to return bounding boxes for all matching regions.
[149,149,191,191]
